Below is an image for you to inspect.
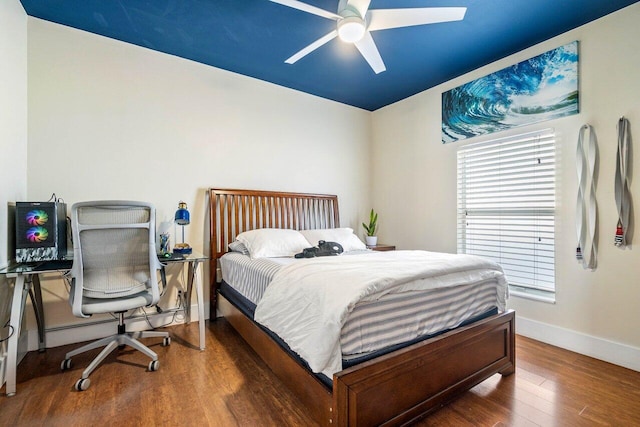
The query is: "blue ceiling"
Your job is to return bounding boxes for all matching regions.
[20,0,639,111]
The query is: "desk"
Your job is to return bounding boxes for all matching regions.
[1,251,207,397]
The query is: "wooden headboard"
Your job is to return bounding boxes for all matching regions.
[209,188,339,306]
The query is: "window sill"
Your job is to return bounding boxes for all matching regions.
[509,286,556,304]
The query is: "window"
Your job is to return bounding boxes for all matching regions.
[457,129,556,301]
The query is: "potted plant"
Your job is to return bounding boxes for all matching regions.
[362,208,378,247]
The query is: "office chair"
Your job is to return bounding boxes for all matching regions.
[61,201,170,391]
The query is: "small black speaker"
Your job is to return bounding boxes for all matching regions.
[14,201,67,263]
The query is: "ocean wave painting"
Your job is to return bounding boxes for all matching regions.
[442,41,578,143]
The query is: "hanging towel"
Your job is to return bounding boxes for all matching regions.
[614,117,631,247]
[576,124,598,270]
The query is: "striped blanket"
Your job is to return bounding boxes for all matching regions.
[254,250,508,378]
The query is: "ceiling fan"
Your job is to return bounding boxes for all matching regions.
[269,0,467,74]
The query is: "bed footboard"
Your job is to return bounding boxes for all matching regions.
[220,290,514,427]
[333,310,515,426]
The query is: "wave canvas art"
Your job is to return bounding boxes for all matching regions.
[442,41,579,143]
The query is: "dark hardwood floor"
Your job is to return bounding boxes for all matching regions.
[2,319,639,426]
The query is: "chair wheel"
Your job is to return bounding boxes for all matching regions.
[149,360,159,371]
[61,359,73,371]
[162,336,171,346]
[75,378,90,391]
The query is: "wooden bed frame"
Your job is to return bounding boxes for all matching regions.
[209,188,515,426]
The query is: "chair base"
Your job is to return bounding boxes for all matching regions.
[62,312,170,390]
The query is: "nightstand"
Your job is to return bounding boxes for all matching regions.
[368,244,396,251]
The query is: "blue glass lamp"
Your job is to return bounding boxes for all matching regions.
[173,201,192,254]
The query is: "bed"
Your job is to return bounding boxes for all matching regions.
[209,188,515,426]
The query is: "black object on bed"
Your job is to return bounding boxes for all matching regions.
[294,240,344,258]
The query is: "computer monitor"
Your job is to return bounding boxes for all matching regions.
[14,201,67,263]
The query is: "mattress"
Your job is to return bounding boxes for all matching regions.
[220,251,502,359]
[219,252,292,305]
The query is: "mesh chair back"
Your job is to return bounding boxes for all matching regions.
[71,201,160,301]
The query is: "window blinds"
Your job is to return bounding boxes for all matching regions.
[457,129,556,293]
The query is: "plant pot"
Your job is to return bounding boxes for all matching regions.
[365,236,378,247]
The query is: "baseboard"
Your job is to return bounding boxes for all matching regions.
[26,303,201,351]
[0,343,6,388]
[516,315,640,372]
[16,308,637,374]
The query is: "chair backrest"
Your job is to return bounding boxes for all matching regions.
[69,201,162,318]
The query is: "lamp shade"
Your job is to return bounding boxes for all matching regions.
[174,201,190,225]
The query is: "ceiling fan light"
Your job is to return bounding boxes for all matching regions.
[338,16,365,43]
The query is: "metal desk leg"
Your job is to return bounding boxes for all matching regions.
[159,265,167,294]
[28,274,46,352]
[184,262,194,324]
[193,260,205,350]
[5,275,28,397]
[184,260,205,350]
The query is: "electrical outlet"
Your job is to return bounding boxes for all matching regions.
[176,289,185,309]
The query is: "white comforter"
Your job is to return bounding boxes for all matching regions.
[253,250,508,379]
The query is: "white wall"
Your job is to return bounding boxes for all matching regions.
[372,4,640,370]
[0,0,28,385]
[0,0,27,265]
[25,18,371,336]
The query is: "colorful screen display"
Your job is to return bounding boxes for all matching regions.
[16,205,56,248]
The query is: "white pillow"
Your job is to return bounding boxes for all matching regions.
[236,228,310,259]
[299,228,367,251]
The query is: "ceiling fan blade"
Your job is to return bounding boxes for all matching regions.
[269,0,341,20]
[354,32,386,74]
[285,30,339,64]
[345,0,372,17]
[367,7,467,31]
